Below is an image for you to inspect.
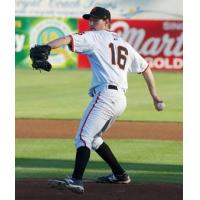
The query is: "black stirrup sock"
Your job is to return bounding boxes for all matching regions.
[72,146,90,180]
[96,142,125,175]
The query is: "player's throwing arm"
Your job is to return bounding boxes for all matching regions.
[142,67,165,111]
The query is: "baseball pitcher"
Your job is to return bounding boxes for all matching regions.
[30,7,165,194]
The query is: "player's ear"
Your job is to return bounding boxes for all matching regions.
[105,19,110,23]
[105,19,111,28]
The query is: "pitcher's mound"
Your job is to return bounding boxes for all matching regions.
[16,179,182,200]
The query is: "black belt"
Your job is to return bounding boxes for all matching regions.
[108,85,118,90]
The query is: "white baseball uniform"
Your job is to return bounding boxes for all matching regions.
[69,30,148,150]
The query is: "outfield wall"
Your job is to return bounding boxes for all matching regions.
[15,17,182,70]
[15,17,78,69]
[15,0,182,71]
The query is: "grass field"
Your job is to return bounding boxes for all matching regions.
[16,139,183,183]
[16,69,182,122]
[16,69,183,184]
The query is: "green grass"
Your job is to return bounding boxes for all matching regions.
[16,139,183,184]
[16,69,182,122]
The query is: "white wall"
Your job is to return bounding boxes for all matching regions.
[16,0,182,19]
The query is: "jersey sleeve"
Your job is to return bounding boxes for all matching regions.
[128,47,148,73]
[69,32,94,55]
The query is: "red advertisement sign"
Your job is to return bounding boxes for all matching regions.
[78,19,183,71]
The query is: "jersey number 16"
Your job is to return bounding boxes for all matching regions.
[109,43,128,70]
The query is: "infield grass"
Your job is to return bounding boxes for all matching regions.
[16,69,182,122]
[16,139,183,184]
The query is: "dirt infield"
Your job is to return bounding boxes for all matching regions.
[16,180,182,200]
[16,119,183,199]
[16,119,182,140]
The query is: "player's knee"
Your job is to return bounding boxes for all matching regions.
[92,137,104,150]
[74,134,93,150]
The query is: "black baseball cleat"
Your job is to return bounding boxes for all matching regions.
[96,172,131,184]
[48,177,84,194]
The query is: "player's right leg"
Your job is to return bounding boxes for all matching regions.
[91,118,126,177]
[91,119,131,184]
[91,90,131,184]
[94,140,131,184]
[96,172,131,184]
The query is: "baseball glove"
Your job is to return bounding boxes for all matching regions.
[30,45,52,72]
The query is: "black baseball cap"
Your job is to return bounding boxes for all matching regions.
[83,7,111,20]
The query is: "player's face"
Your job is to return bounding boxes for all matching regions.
[89,17,107,31]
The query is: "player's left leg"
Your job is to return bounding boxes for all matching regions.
[71,93,114,181]
[58,91,118,193]
[49,94,107,194]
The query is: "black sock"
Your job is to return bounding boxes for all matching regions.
[72,146,90,180]
[96,142,125,175]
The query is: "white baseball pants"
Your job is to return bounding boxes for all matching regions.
[74,87,126,150]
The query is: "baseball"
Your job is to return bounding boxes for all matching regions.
[156,102,166,111]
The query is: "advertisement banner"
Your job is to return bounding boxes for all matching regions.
[15,17,77,69]
[16,0,182,20]
[78,19,183,71]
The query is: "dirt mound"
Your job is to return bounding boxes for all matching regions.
[16,179,182,200]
